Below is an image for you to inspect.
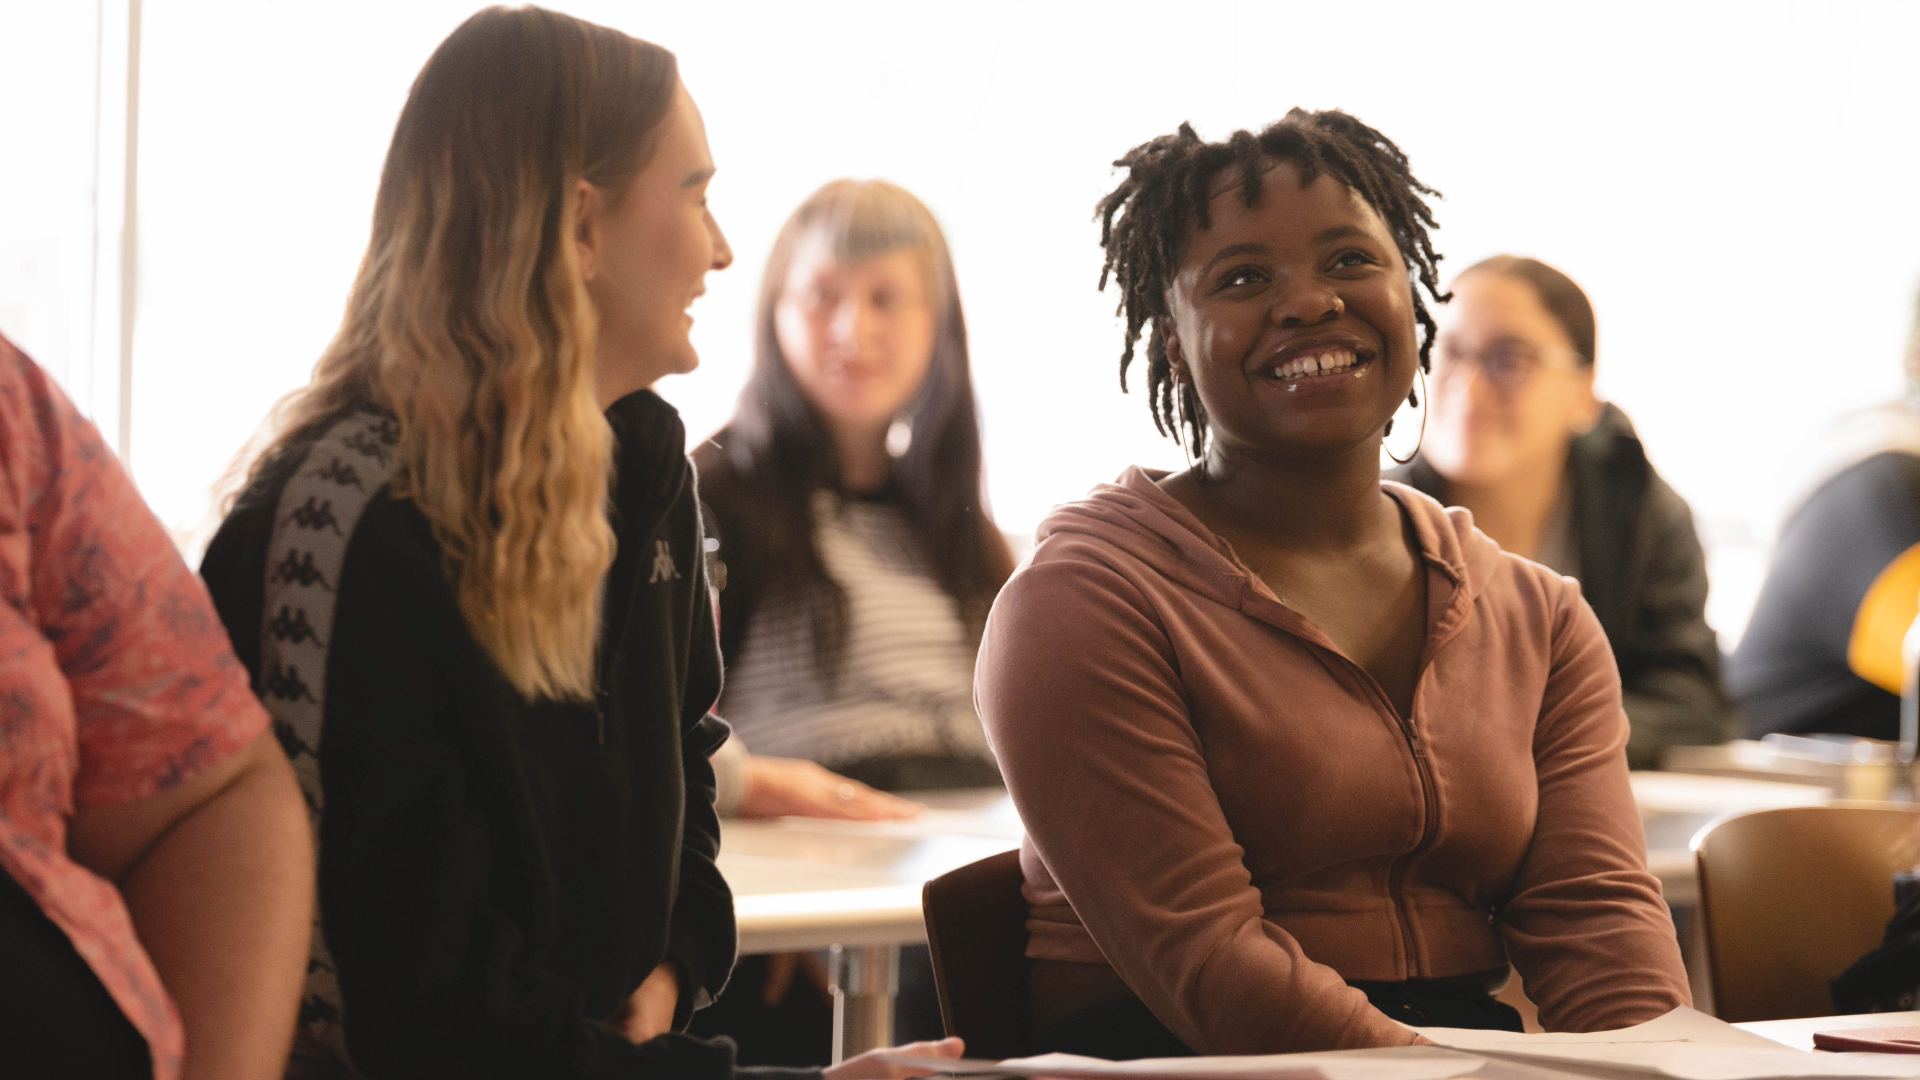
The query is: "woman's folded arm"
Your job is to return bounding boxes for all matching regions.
[1498,578,1690,1032]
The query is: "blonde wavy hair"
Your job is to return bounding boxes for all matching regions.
[246,7,679,701]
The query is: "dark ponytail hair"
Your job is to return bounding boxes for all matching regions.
[1460,255,1596,367]
[695,181,1012,680]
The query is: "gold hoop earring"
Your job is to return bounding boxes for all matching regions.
[1384,366,1428,466]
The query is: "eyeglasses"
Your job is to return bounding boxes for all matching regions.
[1432,339,1584,394]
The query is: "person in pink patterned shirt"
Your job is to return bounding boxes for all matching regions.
[0,333,313,1080]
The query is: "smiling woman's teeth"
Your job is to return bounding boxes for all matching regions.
[1271,349,1360,380]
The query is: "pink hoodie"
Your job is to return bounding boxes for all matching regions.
[977,468,1688,1054]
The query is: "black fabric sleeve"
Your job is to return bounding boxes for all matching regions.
[655,485,739,1026]
[666,708,735,1026]
[313,513,794,1080]
[1617,474,1734,769]
[199,500,272,685]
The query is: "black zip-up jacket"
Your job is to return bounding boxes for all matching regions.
[1392,403,1734,769]
[202,391,816,1080]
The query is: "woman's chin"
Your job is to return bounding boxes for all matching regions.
[816,396,904,434]
[649,341,701,381]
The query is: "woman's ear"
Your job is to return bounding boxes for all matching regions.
[1572,365,1603,433]
[1163,321,1188,384]
[574,179,603,284]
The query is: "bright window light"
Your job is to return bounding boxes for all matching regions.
[30,0,1920,644]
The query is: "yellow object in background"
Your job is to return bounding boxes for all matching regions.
[1849,542,1920,694]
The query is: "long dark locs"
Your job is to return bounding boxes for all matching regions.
[1096,108,1448,456]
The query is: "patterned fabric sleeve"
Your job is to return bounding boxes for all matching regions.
[0,334,274,1080]
[7,340,268,805]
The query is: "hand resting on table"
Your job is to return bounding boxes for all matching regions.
[828,1037,965,1079]
[742,756,923,821]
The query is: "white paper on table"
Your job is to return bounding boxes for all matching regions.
[1414,1007,1785,1052]
[1413,1007,1920,1079]
[875,1045,1486,1080]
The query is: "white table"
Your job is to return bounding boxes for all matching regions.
[717,774,1833,1060]
[718,789,1021,1060]
[1737,1010,1920,1051]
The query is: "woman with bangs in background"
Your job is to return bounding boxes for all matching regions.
[692,180,1015,1061]
[1389,256,1732,769]
[198,8,958,1079]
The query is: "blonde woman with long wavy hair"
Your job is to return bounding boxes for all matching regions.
[199,8,959,1080]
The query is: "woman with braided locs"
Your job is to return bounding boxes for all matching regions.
[975,110,1690,1058]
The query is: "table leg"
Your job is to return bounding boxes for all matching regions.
[829,943,899,1062]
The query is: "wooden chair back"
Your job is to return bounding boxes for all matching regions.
[922,849,1029,1058]
[1694,803,1920,1022]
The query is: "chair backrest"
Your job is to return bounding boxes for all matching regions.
[1694,803,1920,1022]
[922,848,1029,1059]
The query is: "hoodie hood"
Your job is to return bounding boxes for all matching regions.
[1034,467,1508,621]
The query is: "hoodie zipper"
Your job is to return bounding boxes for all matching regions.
[1359,668,1439,980]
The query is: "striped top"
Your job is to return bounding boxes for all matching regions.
[717,490,991,770]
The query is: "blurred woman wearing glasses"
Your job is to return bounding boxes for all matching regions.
[1390,256,1731,769]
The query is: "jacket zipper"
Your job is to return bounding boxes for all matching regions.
[1365,672,1439,980]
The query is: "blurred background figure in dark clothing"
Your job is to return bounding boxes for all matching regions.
[1392,256,1733,769]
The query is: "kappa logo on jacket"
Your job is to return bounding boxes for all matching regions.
[649,540,680,584]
